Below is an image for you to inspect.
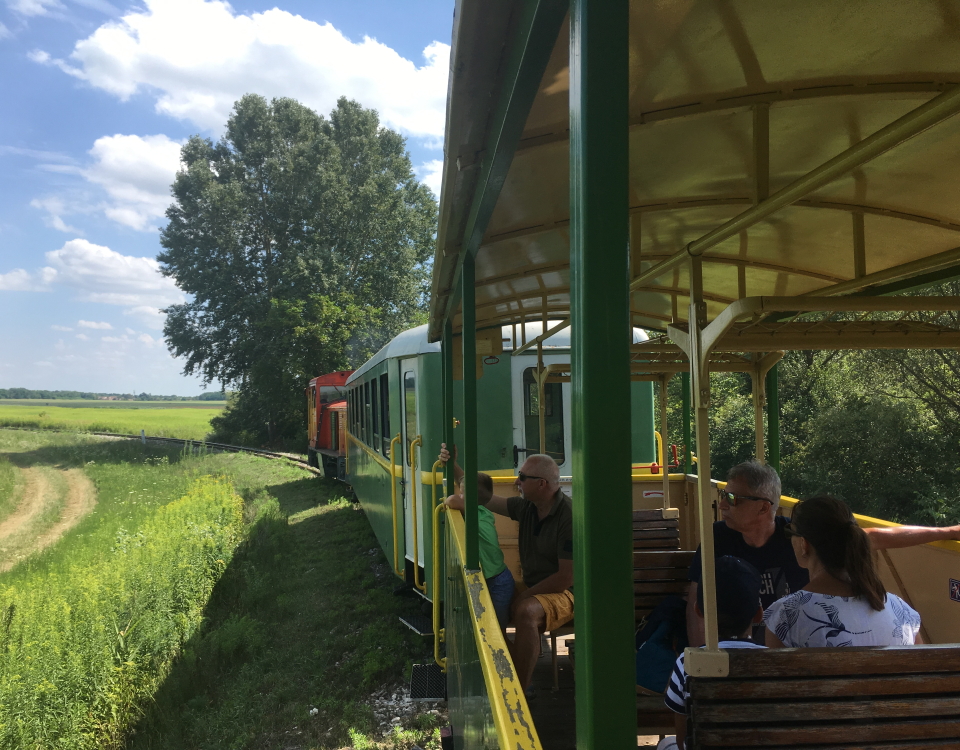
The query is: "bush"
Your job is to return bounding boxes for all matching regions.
[0,478,244,749]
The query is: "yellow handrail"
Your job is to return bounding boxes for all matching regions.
[389,433,402,577]
[410,435,425,592]
[433,500,447,672]
[430,459,445,508]
[654,429,664,467]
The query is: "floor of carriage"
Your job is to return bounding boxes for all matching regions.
[526,633,663,749]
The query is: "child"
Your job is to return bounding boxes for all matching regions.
[444,471,515,631]
[658,556,765,750]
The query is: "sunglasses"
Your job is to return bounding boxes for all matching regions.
[717,488,771,506]
[517,472,545,482]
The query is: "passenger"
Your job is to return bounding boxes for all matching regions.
[687,460,960,646]
[658,556,765,750]
[763,495,922,648]
[442,470,516,632]
[440,443,572,696]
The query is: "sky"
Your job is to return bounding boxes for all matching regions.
[0,0,453,395]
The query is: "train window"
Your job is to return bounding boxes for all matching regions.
[371,377,380,446]
[522,367,565,465]
[364,381,372,445]
[404,370,416,466]
[380,373,390,457]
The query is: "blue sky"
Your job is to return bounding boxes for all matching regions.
[0,0,452,395]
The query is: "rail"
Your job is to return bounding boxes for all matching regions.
[433,500,447,671]
[389,433,403,577]
[409,435,425,592]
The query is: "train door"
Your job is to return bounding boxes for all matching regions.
[399,358,424,572]
[511,354,572,478]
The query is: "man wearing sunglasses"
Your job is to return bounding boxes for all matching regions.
[439,443,573,695]
[688,460,960,646]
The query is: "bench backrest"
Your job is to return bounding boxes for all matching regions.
[634,549,694,624]
[633,508,681,550]
[687,645,960,748]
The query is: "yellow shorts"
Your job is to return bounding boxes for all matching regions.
[532,590,575,632]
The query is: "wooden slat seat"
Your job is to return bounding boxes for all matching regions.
[686,645,960,749]
[635,548,696,736]
[633,509,681,550]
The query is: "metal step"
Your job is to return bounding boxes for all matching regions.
[399,614,434,636]
[410,662,446,701]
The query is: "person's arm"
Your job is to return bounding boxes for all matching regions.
[686,582,705,648]
[674,713,687,748]
[438,443,464,485]
[444,493,464,511]
[515,558,574,601]
[439,443,512,515]
[764,627,786,648]
[865,524,960,549]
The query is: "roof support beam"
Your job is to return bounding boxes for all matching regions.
[437,0,568,332]
[632,84,960,289]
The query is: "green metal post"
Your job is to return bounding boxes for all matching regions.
[570,0,634,746]
[682,371,692,475]
[461,255,479,571]
[443,320,455,493]
[766,363,780,473]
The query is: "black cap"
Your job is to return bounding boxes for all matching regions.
[697,555,762,625]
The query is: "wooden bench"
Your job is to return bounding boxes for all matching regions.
[634,548,696,734]
[686,645,960,748]
[634,508,681,550]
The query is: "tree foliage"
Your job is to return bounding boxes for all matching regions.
[158,94,437,444]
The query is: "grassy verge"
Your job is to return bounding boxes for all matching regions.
[128,461,439,750]
[0,404,219,441]
[0,431,439,750]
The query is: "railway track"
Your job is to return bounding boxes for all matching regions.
[1,426,325,476]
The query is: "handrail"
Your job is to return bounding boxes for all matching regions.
[410,435,426,592]
[389,433,403,577]
[433,501,447,672]
[654,430,664,468]
[446,511,541,750]
[430,459,445,508]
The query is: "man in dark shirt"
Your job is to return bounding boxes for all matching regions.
[440,445,573,691]
[688,460,960,646]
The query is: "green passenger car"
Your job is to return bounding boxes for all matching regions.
[344,323,656,602]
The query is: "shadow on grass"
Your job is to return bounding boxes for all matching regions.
[126,475,432,750]
[0,435,194,471]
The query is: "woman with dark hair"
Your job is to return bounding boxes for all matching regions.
[763,495,922,648]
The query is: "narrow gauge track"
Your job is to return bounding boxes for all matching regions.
[88,432,325,475]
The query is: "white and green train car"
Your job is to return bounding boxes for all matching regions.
[343,322,657,602]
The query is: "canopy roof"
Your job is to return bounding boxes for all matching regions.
[429,0,960,342]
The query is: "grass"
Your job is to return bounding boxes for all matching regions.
[0,404,221,441]
[0,430,439,750]
[0,456,17,524]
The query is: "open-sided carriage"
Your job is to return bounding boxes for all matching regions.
[364,1,960,747]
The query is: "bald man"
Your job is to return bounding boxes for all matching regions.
[439,445,573,694]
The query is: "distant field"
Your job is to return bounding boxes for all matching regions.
[0,403,222,440]
[0,399,225,409]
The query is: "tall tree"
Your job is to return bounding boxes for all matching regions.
[158,95,437,443]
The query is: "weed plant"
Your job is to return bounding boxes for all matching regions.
[0,458,17,524]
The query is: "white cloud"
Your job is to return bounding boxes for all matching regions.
[44,238,184,308]
[123,305,165,330]
[30,196,84,233]
[34,360,53,367]
[51,324,73,331]
[75,333,89,340]
[35,0,449,138]
[416,159,443,200]
[0,268,52,291]
[9,0,63,17]
[84,134,181,230]
[0,22,12,39]
[77,319,112,329]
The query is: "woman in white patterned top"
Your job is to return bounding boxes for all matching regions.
[764,496,922,648]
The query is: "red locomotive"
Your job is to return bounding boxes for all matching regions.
[305,370,352,480]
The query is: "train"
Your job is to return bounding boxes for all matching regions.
[305,370,352,480]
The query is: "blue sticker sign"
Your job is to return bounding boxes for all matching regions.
[951,579,960,603]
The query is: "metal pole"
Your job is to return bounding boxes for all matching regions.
[538,341,546,454]
[462,255,479,570]
[766,364,781,473]
[660,374,670,510]
[751,356,766,464]
[570,0,635,746]
[681,371,692,475]
[442,319,455,497]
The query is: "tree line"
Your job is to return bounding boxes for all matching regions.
[0,388,225,401]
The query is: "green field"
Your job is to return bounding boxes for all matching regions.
[0,430,436,750]
[0,402,223,440]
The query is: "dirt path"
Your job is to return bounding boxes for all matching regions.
[0,462,97,573]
